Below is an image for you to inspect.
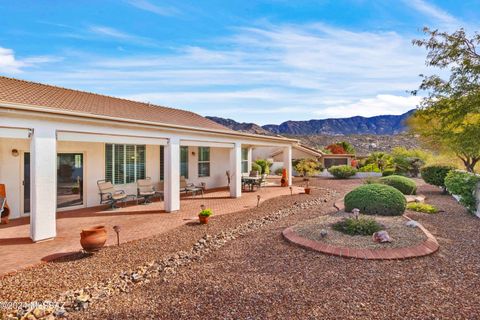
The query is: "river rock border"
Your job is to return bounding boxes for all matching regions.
[4,190,336,320]
[282,216,439,260]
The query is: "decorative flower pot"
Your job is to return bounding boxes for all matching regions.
[304,188,311,195]
[80,226,107,252]
[199,216,209,224]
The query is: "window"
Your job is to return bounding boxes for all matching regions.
[241,148,249,173]
[198,147,210,177]
[105,144,146,184]
[180,146,189,178]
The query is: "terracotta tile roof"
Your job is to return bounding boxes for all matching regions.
[0,76,233,132]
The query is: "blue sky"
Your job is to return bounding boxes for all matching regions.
[0,0,478,125]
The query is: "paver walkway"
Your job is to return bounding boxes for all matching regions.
[0,185,302,276]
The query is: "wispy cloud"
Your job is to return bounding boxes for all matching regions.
[88,25,158,47]
[125,0,178,16]
[404,0,460,27]
[7,22,430,123]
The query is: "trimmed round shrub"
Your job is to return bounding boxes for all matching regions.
[382,168,396,177]
[344,184,406,216]
[328,165,357,179]
[379,175,417,195]
[421,165,455,189]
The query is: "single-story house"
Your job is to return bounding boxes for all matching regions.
[0,76,295,242]
[252,144,355,174]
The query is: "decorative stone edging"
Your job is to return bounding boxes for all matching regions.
[282,216,439,260]
[4,190,337,320]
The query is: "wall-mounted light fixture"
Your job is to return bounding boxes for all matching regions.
[11,149,19,157]
[191,151,196,156]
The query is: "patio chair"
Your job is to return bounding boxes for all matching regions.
[0,197,6,223]
[249,170,259,177]
[137,178,162,204]
[97,180,127,209]
[180,176,195,193]
[256,173,268,189]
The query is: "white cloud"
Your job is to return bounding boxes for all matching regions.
[17,22,432,123]
[125,0,178,16]
[0,46,60,74]
[404,0,460,27]
[317,95,421,119]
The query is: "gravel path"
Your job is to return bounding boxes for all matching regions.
[73,179,480,319]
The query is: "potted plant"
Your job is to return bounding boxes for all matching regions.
[198,208,213,224]
[304,178,311,194]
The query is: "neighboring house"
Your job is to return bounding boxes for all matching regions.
[0,77,295,241]
[253,144,354,174]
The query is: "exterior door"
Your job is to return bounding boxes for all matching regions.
[23,152,30,214]
[57,153,84,209]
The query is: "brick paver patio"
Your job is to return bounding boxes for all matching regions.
[0,185,302,276]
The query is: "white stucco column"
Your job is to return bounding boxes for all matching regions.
[30,127,57,241]
[164,137,180,212]
[247,147,253,174]
[230,142,242,198]
[283,145,292,186]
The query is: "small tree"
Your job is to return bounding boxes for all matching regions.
[364,152,394,172]
[254,159,272,175]
[411,28,480,172]
[294,159,321,177]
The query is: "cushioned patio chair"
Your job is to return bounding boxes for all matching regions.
[180,176,195,193]
[256,173,268,189]
[137,177,162,204]
[249,170,259,177]
[97,180,127,209]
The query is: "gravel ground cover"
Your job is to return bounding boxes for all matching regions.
[0,179,344,304]
[74,179,480,319]
[293,211,427,249]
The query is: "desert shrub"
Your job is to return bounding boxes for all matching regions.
[382,168,396,176]
[251,162,261,173]
[274,167,284,176]
[358,163,381,173]
[254,159,272,175]
[364,152,394,171]
[379,175,417,195]
[328,165,357,179]
[344,184,406,216]
[421,165,455,190]
[332,217,383,236]
[406,202,438,214]
[445,171,480,214]
[294,158,322,177]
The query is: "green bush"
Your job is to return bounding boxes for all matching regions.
[251,162,261,173]
[198,208,213,217]
[344,184,406,216]
[332,217,383,236]
[407,202,438,214]
[421,165,455,190]
[254,159,272,175]
[294,158,321,177]
[445,171,480,214]
[274,167,284,176]
[358,163,381,173]
[379,175,417,195]
[328,165,357,179]
[382,168,396,176]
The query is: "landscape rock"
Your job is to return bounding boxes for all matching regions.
[372,231,392,243]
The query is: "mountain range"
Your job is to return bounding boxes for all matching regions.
[207,110,415,136]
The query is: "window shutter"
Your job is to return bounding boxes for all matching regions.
[105,144,113,182]
[114,144,125,184]
[160,146,164,181]
[136,145,146,180]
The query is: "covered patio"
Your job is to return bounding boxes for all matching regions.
[0,184,302,276]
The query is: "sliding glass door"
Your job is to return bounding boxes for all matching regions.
[57,153,84,209]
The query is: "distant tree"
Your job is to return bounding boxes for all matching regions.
[338,141,356,154]
[325,144,346,154]
[411,27,480,172]
[364,152,394,171]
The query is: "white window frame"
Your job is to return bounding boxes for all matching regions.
[198,147,210,177]
[106,144,146,184]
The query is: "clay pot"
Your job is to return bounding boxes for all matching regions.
[199,215,209,224]
[304,188,311,195]
[80,226,107,252]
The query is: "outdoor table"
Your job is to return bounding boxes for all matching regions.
[185,186,204,198]
[241,177,261,191]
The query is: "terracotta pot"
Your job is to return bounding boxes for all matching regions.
[304,188,311,195]
[80,226,107,252]
[199,215,209,224]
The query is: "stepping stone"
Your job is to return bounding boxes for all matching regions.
[405,195,426,203]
